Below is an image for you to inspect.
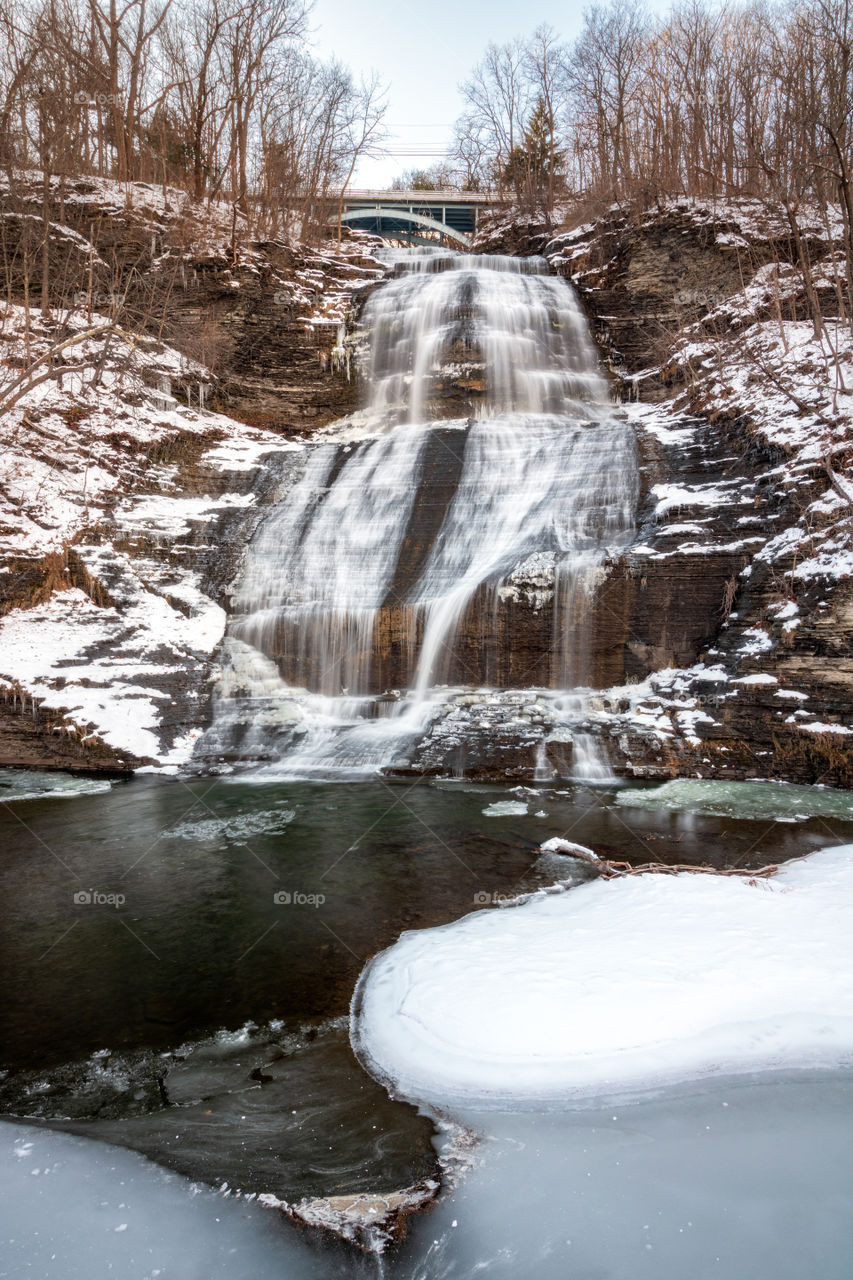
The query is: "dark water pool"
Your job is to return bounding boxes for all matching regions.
[1,769,851,1226]
[3,772,848,1071]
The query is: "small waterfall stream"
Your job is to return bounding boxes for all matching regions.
[209,251,639,776]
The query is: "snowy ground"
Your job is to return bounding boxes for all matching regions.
[545,195,848,278]
[672,317,853,582]
[547,200,853,597]
[2,172,388,333]
[0,300,303,765]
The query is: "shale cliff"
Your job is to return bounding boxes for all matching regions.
[451,200,853,786]
[0,178,388,769]
[0,183,850,786]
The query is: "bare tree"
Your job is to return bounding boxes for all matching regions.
[563,0,649,198]
[217,0,309,213]
[335,71,387,246]
[457,37,533,196]
[160,0,235,200]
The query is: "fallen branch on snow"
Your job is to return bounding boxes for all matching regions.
[598,859,778,880]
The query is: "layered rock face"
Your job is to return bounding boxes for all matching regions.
[0,174,387,432]
[0,180,389,769]
[478,200,852,786]
[1,183,849,785]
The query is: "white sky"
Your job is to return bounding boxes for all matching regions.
[311,0,593,188]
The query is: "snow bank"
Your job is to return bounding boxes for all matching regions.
[352,847,853,1107]
[0,585,223,762]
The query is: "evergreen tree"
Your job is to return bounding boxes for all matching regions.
[500,97,564,208]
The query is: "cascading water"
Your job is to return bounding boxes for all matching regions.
[207,251,639,777]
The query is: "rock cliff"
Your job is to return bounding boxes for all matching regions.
[1,184,850,785]
[426,199,852,786]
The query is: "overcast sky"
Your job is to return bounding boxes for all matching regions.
[311,0,594,188]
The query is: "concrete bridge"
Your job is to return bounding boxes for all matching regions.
[337,189,494,248]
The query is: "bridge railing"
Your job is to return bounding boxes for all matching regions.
[343,188,495,203]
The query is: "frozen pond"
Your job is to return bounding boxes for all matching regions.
[396,1072,853,1280]
[0,1121,363,1278]
[4,1075,851,1280]
[1,770,852,1276]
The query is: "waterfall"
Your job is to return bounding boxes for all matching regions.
[365,253,605,424]
[208,251,638,777]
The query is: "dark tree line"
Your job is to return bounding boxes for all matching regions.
[0,0,386,240]
[453,0,853,250]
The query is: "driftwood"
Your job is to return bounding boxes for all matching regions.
[597,859,779,881]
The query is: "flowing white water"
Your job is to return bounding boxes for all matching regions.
[232,425,430,697]
[211,252,638,776]
[408,416,636,701]
[367,253,605,423]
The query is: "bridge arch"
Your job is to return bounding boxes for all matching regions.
[335,205,471,247]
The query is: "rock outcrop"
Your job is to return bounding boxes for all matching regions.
[0,174,387,432]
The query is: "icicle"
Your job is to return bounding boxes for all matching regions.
[152,373,173,410]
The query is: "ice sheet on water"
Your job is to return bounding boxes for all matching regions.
[166,806,296,842]
[395,1074,853,1280]
[0,1122,334,1278]
[351,847,853,1107]
[482,800,529,817]
[0,768,112,802]
[616,778,853,822]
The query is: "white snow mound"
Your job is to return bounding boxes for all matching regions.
[351,846,853,1107]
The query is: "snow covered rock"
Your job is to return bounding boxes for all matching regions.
[538,837,601,863]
